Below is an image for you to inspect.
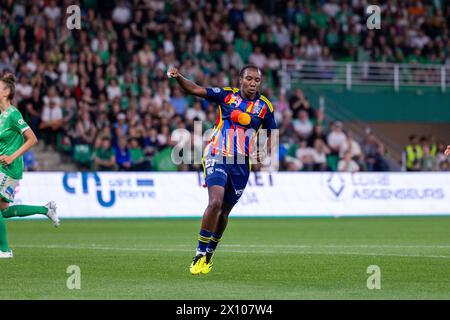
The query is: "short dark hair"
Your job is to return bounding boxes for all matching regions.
[239,64,261,78]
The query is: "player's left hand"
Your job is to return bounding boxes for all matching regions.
[0,155,13,166]
[167,67,180,79]
[445,145,450,157]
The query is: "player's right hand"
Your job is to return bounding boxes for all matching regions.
[167,67,180,79]
[445,145,450,157]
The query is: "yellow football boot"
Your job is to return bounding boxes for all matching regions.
[201,252,215,274]
[189,254,205,275]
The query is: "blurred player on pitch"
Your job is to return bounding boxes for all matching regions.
[0,73,59,259]
[168,65,277,275]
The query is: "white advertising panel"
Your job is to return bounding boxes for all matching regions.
[13,172,450,218]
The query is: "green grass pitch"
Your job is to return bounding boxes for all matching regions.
[1,217,450,299]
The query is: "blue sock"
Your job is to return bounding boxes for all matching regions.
[206,233,222,254]
[197,229,212,255]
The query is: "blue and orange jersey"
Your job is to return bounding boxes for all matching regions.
[203,87,277,158]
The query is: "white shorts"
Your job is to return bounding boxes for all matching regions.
[0,172,19,203]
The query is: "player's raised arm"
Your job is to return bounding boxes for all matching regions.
[167,67,207,98]
[445,145,450,157]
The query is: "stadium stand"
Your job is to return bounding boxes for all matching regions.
[0,0,449,172]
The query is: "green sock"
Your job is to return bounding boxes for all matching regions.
[0,215,10,252]
[1,205,48,219]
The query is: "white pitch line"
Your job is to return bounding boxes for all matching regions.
[34,243,450,250]
[12,244,450,259]
[86,243,450,249]
[223,244,450,249]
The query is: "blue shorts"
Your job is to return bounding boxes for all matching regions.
[203,157,250,206]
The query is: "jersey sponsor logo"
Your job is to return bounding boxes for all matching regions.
[258,105,268,119]
[235,96,242,106]
[224,93,245,108]
[212,87,221,93]
[235,189,244,196]
[252,100,260,113]
[18,119,25,126]
[5,186,15,198]
[224,93,237,105]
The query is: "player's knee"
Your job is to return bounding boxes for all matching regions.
[0,200,9,211]
[207,198,223,213]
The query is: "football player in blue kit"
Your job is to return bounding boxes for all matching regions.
[167,65,276,275]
